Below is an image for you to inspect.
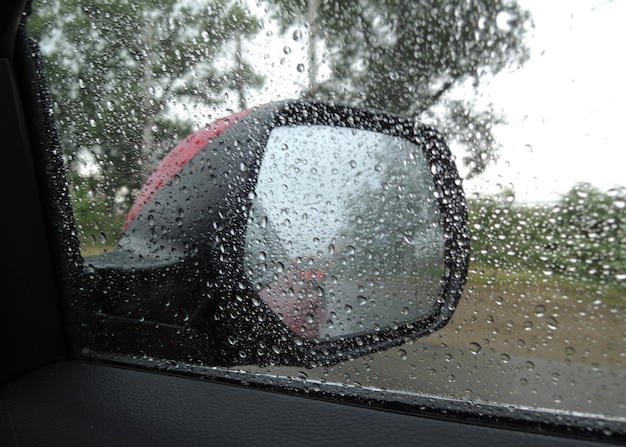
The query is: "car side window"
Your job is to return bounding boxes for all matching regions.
[28,0,626,439]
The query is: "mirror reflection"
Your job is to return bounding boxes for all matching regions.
[244,125,444,339]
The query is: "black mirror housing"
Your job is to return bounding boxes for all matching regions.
[84,100,469,367]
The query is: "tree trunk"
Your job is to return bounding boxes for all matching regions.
[307,0,320,93]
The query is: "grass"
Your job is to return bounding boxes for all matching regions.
[80,243,118,258]
[467,264,626,306]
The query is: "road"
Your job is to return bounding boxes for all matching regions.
[244,341,626,419]
[244,280,626,420]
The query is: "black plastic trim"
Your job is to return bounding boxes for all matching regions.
[2,361,617,447]
[87,353,626,445]
[0,53,64,382]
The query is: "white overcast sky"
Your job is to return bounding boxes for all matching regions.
[462,0,626,203]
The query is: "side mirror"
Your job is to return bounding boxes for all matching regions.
[84,100,469,367]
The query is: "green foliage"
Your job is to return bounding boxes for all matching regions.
[267,0,532,178]
[69,180,126,250]
[547,183,626,286]
[469,183,626,295]
[28,0,263,244]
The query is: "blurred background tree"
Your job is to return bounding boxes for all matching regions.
[28,0,263,246]
[469,184,626,294]
[267,0,532,178]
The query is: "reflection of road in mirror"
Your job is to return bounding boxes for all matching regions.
[258,262,326,338]
[245,124,448,340]
[318,264,443,339]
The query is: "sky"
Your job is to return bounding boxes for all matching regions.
[461,0,626,203]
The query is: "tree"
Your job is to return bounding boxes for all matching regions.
[224,5,266,110]
[267,0,531,178]
[468,183,626,293]
[546,183,626,289]
[467,189,553,273]
[28,0,263,223]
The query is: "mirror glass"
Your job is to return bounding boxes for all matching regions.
[244,125,445,339]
